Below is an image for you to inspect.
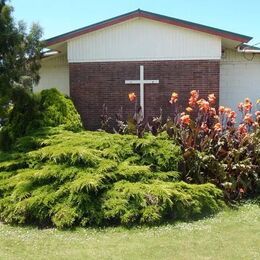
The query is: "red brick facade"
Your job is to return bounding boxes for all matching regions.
[70,60,220,129]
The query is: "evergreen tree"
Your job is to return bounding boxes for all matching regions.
[0,0,43,126]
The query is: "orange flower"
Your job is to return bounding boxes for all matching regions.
[244,97,251,103]
[197,99,205,105]
[189,97,197,107]
[218,106,225,114]
[208,93,216,104]
[200,102,210,112]
[209,108,216,116]
[244,102,253,112]
[128,92,137,102]
[213,123,222,132]
[228,111,236,119]
[238,124,247,135]
[244,113,254,125]
[244,98,253,112]
[180,114,191,125]
[190,90,199,97]
[238,102,244,111]
[189,90,199,107]
[169,92,178,104]
[197,99,209,112]
[224,107,231,114]
[186,107,193,113]
[201,122,209,132]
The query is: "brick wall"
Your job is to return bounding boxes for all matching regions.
[70,60,220,129]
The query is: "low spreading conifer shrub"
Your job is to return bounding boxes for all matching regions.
[0,127,224,228]
[103,180,224,225]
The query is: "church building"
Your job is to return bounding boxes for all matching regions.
[36,9,260,129]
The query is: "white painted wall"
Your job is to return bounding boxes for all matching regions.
[35,54,70,95]
[220,49,260,112]
[68,17,221,62]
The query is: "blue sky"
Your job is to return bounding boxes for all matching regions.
[11,0,260,45]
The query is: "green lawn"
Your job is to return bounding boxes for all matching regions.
[0,203,259,260]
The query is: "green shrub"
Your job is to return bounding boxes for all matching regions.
[0,88,82,150]
[40,89,82,131]
[103,180,224,225]
[133,135,183,171]
[0,127,225,228]
[51,204,78,229]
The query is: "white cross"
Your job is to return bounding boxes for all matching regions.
[125,65,159,116]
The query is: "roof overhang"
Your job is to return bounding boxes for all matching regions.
[44,9,253,48]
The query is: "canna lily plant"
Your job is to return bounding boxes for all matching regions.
[123,90,260,200]
[102,89,259,201]
[166,90,259,200]
[115,92,147,137]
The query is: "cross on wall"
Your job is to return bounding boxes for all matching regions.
[125,65,159,116]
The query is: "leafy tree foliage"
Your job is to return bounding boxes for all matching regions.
[0,88,83,150]
[0,0,43,126]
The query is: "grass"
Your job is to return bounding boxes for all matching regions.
[0,203,259,260]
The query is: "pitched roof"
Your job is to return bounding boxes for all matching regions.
[240,44,260,51]
[45,9,252,46]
